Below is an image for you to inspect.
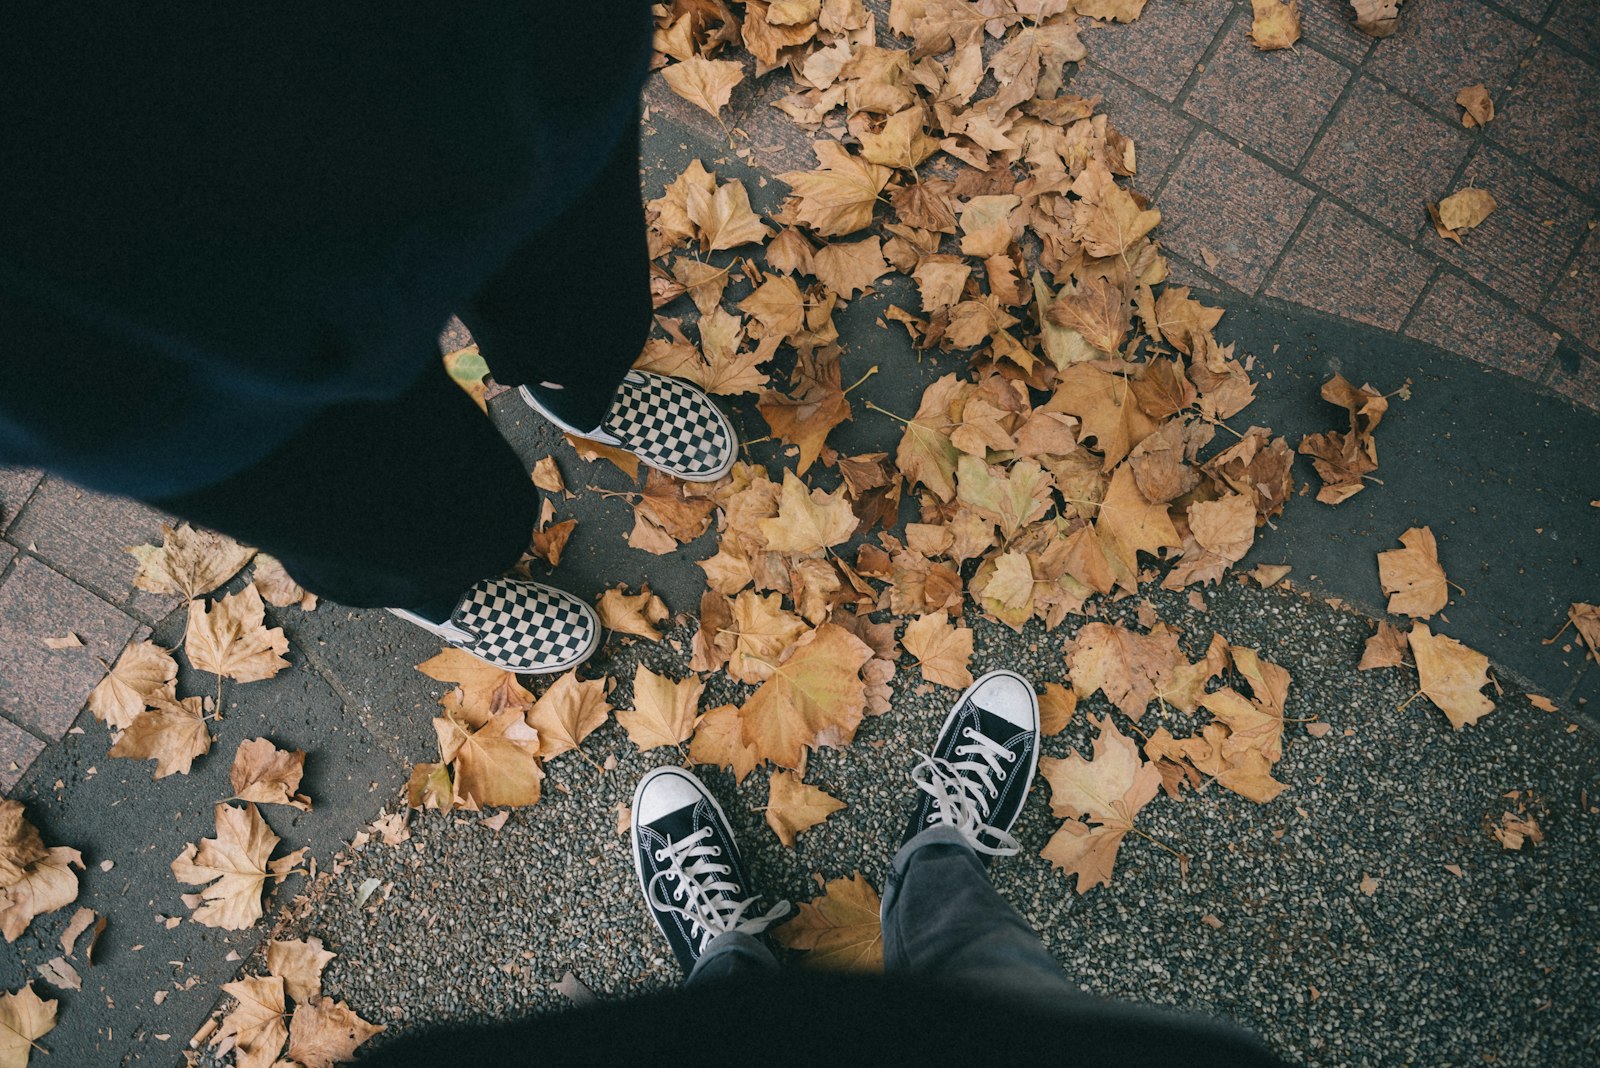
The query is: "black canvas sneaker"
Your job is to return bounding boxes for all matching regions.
[389,576,599,674]
[631,767,789,974]
[520,370,737,483]
[902,669,1041,859]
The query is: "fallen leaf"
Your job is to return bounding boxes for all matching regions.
[596,585,670,641]
[0,804,46,891]
[1378,526,1448,618]
[566,433,640,480]
[1249,0,1301,49]
[1491,811,1543,850]
[726,591,808,684]
[1408,623,1494,729]
[688,174,774,252]
[252,554,317,611]
[0,845,80,944]
[40,634,80,650]
[0,984,57,1068]
[215,974,287,1068]
[741,623,872,769]
[185,586,290,683]
[765,770,845,847]
[689,704,763,785]
[171,803,303,930]
[616,666,703,752]
[1559,602,1599,663]
[108,693,214,779]
[128,523,255,600]
[1349,0,1404,37]
[286,997,384,1068]
[1456,84,1494,128]
[899,614,974,689]
[812,236,890,298]
[229,738,312,811]
[1358,621,1407,670]
[758,470,857,556]
[87,640,177,730]
[1359,872,1379,897]
[267,937,336,1004]
[1250,564,1292,588]
[778,141,892,237]
[57,907,96,959]
[526,673,611,760]
[1431,187,1497,240]
[433,710,544,809]
[662,56,745,118]
[1039,715,1162,893]
[773,872,883,970]
[531,456,566,495]
[416,647,534,726]
[1039,682,1077,736]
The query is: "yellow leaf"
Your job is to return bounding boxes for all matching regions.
[1408,623,1494,729]
[433,710,544,808]
[525,673,611,760]
[416,647,534,727]
[689,704,763,785]
[596,584,669,641]
[616,666,703,752]
[0,984,57,1068]
[900,614,974,690]
[1378,525,1448,619]
[773,872,883,970]
[757,471,857,556]
[777,141,892,237]
[229,738,312,810]
[740,624,871,769]
[87,639,177,730]
[108,693,213,779]
[267,936,336,1005]
[286,997,384,1068]
[1248,0,1302,50]
[764,770,845,847]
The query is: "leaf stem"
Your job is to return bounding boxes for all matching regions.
[844,365,880,395]
[865,401,911,426]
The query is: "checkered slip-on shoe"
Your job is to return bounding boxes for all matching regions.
[389,577,600,674]
[520,370,737,483]
[901,669,1040,861]
[631,767,789,975]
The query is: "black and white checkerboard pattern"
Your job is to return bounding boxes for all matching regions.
[602,371,733,480]
[453,578,598,673]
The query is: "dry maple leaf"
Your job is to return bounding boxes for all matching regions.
[1299,374,1388,504]
[765,770,846,847]
[531,517,577,566]
[662,55,745,117]
[740,623,871,769]
[900,614,974,690]
[525,673,611,760]
[812,236,890,298]
[687,174,774,253]
[727,590,808,684]
[629,468,717,553]
[758,470,857,556]
[252,553,317,611]
[1559,602,1600,663]
[858,106,940,169]
[267,936,336,1004]
[1096,464,1181,591]
[1072,162,1160,258]
[566,432,640,479]
[416,647,534,726]
[1350,0,1404,38]
[1407,623,1494,729]
[287,997,384,1068]
[87,639,177,730]
[773,872,883,970]
[1456,84,1494,128]
[434,710,544,809]
[185,586,290,683]
[128,522,255,600]
[1249,0,1301,49]
[1039,682,1077,736]
[230,738,312,810]
[172,803,304,930]
[0,804,46,891]
[894,375,965,502]
[617,666,704,752]
[596,584,670,641]
[215,974,287,1068]
[0,984,57,1068]
[1046,364,1157,471]
[778,141,892,236]
[0,846,82,944]
[108,693,214,779]
[1065,621,1184,722]
[1378,526,1449,618]
[689,704,763,785]
[1359,621,1408,670]
[1491,811,1543,851]
[1039,715,1162,894]
[757,350,851,475]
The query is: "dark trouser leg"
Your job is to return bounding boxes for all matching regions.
[153,360,536,620]
[685,932,779,988]
[880,826,1082,1006]
[458,118,652,433]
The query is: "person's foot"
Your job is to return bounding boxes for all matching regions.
[631,767,788,974]
[903,669,1040,859]
[389,576,599,674]
[520,370,737,483]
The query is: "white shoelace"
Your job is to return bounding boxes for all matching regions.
[911,726,1021,856]
[648,827,789,949]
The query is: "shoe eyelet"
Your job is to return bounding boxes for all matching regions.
[654,849,667,862]
[997,769,1007,780]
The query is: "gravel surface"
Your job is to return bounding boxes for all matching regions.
[257,579,1599,1068]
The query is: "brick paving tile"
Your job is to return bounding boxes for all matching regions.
[1547,0,1600,59]
[0,556,139,741]
[0,717,45,797]
[0,543,14,575]
[1545,344,1600,411]
[1494,0,1556,24]
[1543,224,1600,352]
[7,478,181,625]
[1083,0,1234,102]
[1184,22,1352,168]
[1296,0,1377,64]
[1302,76,1471,234]
[1366,0,1538,118]
[1491,44,1600,195]
[0,467,43,534]
[1429,144,1594,310]
[1266,199,1436,328]
[1155,130,1316,293]
[1404,271,1559,378]
[1069,65,1196,191]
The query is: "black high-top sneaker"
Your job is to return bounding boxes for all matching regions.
[630,767,788,974]
[902,669,1041,860]
[389,576,599,674]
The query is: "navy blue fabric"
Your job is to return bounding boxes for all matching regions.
[0,3,654,498]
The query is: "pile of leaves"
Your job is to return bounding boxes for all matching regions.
[207,936,382,1068]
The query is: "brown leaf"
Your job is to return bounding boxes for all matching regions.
[171,803,303,930]
[108,693,214,779]
[688,174,774,252]
[229,738,311,810]
[1408,623,1494,729]
[617,666,703,752]
[1564,602,1600,664]
[127,523,255,600]
[757,351,851,475]
[1378,526,1449,618]
[778,141,892,237]
[56,907,96,959]
[1039,682,1077,737]
[530,518,577,566]
[758,471,857,556]
[811,236,889,298]
[740,623,871,769]
[900,614,974,690]
[1046,364,1158,471]
[0,984,57,1068]
[689,704,763,785]
[1096,463,1181,590]
[433,710,544,809]
[894,375,966,502]
[87,639,177,730]
[1072,162,1160,257]
[1039,715,1161,893]
[1350,0,1404,38]
[1065,622,1183,722]
[1432,187,1497,237]
[1456,84,1494,128]
[185,587,290,683]
[0,804,46,890]
[216,974,287,1068]
[630,469,717,553]
[1358,622,1407,670]
[252,554,317,611]
[416,647,533,727]
[765,770,845,847]
[525,673,611,760]
[661,56,745,118]
[566,433,640,480]
[773,872,883,970]
[596,585,670,641]
[286,997,384,1068]
[858,106,940,169]
[1249,0,1302,49]
[0,847,82,944]
[1046,277,1129,356]
[267,936,336,1004]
